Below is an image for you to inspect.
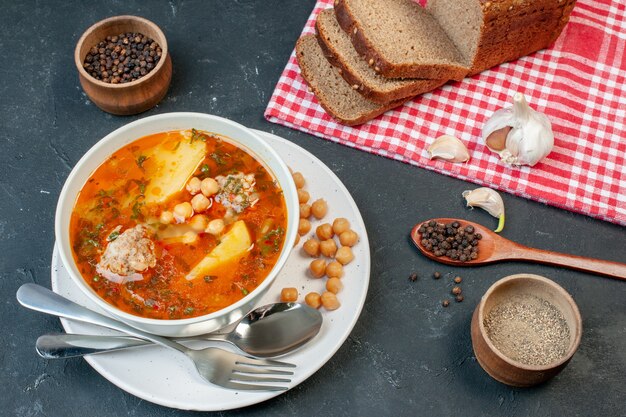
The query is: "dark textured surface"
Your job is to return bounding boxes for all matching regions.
[1,1,624,416]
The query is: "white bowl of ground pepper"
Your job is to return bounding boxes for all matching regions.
[471,274,582,387]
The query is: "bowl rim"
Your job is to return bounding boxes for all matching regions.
[55,112,299,327]
[74,15,169,89]
[476,273,582,371]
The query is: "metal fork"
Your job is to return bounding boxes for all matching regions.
[16,284,294,391]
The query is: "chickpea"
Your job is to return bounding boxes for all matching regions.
[182,231,198,244]
[280,287,298,302]
[311,199,328,219]
[302,238,320,257]
[309,259,326,278]
[298,218,311,236]
[297,189,310,204]
[294,233,300,247]
[292,172,306,189]
[335,246,354,265]
[325,261,344,278]
[160,210,174,224]
[319,239,338,258]
[173,202,193,221]
[186,176,202,195]
[189,214,209,232]
[332,218,351,235]
[339,230,359,247]
[305,292,322,309]
[300,203,311,219]
[321,291,340,310]
[326,277,343,294]
[201,178,220,197]
[191,193,211,213]
[316,223,334,240]
[205,218,225,235]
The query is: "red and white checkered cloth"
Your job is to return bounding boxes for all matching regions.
[265,0,626,226]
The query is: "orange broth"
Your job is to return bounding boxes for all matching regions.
[70,129,287,319]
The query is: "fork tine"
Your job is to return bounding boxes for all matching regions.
[235,357,296,368]
[231,373,291,384]
[233,365,294,376]
[223,381,288,392]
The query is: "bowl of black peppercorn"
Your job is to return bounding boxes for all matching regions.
[74,15,172,115]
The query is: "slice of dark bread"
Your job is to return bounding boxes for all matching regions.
[335,0,469,81]
[316,8,446,104]
[427,0,577,75]
[295,35,410,126]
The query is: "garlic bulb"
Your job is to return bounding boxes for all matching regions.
[427,135,470,163]
[482,92,554,166]
[462,187,505,232]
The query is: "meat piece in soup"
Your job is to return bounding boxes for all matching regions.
[70,129,287,319]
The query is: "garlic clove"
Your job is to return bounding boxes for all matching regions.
[427,135,470,163]
[482,92,554,167]
[462,187,506,232]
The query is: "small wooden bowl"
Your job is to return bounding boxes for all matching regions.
[471,274,582,387]
[74,15,172,115]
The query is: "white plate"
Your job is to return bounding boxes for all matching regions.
[51,129,371,411]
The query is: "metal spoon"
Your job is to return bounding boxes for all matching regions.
[35,301,323,359]
[411,218,626,281]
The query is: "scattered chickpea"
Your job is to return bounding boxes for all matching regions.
[186,177,202,195]
[452,286,462,296]
[300,203,311,219]
[321,291,340,310]
[160,210,174,224]
[326,277,343,294]
[310,259,327,278]
[335,246,354,265]
[316,223,334,240]
[190,193,211,213]
[200,178,219,197]
[205,218,225,235]
[454,276,462,284]
[173,202,193,221]
[303,238,320,257]
[189,214,209,232]
[311,199,328,219]
[298,218,312,236]
[339,230,358,247]
[292,172,306,189]
[305,292,322,309]
[325,261,344,278]
[442,300,450,307]
[332,218,350,235]
[319,239,338,258]
[433,272,441,279]
[280,287,298,302]
[455,295,464,303]
[297,189,310,204]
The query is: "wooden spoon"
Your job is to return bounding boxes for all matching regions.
[411,218,626,281]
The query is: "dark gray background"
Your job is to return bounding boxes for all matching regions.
[1,1,624,416]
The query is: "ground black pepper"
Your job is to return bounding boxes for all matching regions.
[83,32,162,84]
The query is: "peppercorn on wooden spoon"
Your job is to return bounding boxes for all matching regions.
[411,218,626,281]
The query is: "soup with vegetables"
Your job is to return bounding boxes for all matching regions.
[70,129,287,319]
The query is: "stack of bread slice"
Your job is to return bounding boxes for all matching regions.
[296,0,576,126]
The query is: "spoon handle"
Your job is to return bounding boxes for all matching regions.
[36,332,233,359]
[16,284,189,354]
[509,244,626,281]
